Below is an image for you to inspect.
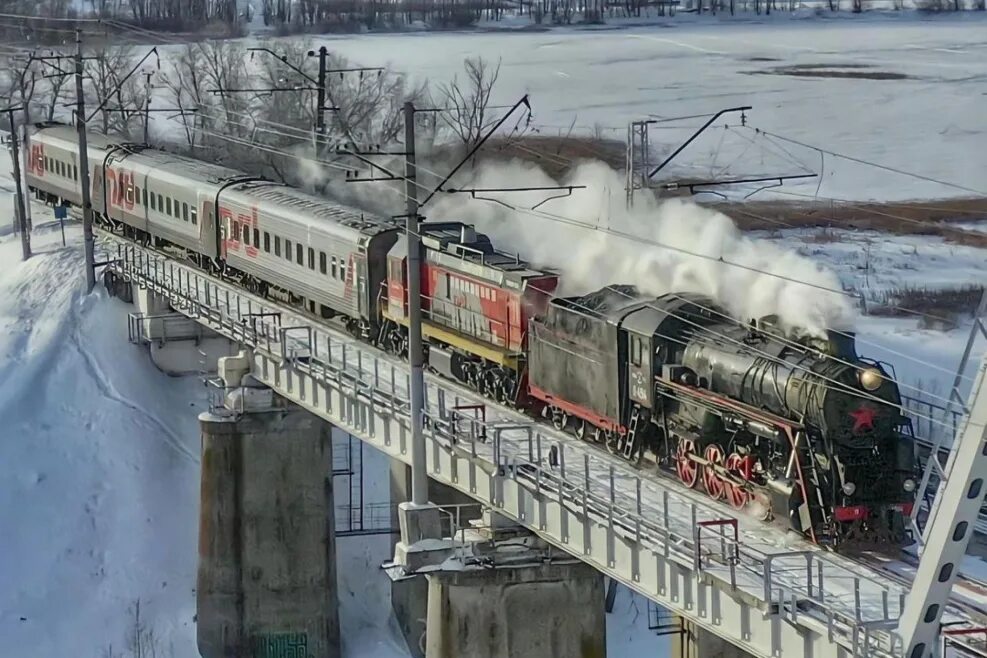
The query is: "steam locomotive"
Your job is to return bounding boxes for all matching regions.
[529,286,916,546]
[25,123,916,548]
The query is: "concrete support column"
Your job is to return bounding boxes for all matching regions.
[197,403,340,658]
[425,561,606,658]
[673,618,754,658]
[389,459,483,532]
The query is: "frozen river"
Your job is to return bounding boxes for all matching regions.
[301,15,987,201]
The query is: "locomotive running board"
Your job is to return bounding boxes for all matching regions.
[657,379,804,435]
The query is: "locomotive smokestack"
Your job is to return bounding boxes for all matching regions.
[826,330,856,358]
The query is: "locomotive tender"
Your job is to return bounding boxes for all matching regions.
[25,123,916,547]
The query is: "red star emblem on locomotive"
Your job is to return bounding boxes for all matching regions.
[849,405,877,433]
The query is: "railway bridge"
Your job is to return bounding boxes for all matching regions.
[97,229,987,658]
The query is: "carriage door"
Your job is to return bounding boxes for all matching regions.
[356,256,367,317]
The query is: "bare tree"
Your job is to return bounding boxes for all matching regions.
[437,57,502,151]
[159,43,210,149]
[197,40,250,139]
[84,44,149,138]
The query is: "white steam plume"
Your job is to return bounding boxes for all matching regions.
[427,159,857,336]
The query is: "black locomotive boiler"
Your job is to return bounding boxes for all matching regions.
[528,285,917,547]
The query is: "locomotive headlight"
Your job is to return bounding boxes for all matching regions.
[903,478,916,493]
[842,482,857,496]
[858,367,884,391]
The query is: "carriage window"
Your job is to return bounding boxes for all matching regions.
[319,252,327,274]
[191,208,198,225]
[340,261,347,282]
[150,193,156,210]
[232,221,240,241]
[73,165,78,181]
[125,185,134,205]
[44,157,49,171]
[296,243,303,265]
[242,225,250,246]
[182,203,189,222]
[253,227,258,244]
[308,248,315,270]
[331,256,337,278]
[274,236,281,256]
[284,239,292,260]
[264,232,270,252]
[157,194,163,212]
[135,186,141,204]
[166,197,172,216]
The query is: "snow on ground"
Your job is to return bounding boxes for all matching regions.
[0,220,202,657]
[253,15,987,202]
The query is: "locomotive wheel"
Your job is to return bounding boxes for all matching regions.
[552,410,568,431]
[481,370,498,399]
[574,421,587,441]
[605,431,619,455]
[702,444,726,501]
[676,439,699,489]
[724,452,750,510]
[591,427,604,444]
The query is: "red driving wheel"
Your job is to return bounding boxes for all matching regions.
[702,444,726,501]
[676,438,699,488]
[724,452,750,510]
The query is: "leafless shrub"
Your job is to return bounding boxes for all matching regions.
[866,284,985,328]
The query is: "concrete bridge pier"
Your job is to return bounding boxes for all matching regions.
[424,559,606,658]
[196,383,340,658]
[673,618,754,658]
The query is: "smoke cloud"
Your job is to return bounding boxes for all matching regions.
[426,159,857,336]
